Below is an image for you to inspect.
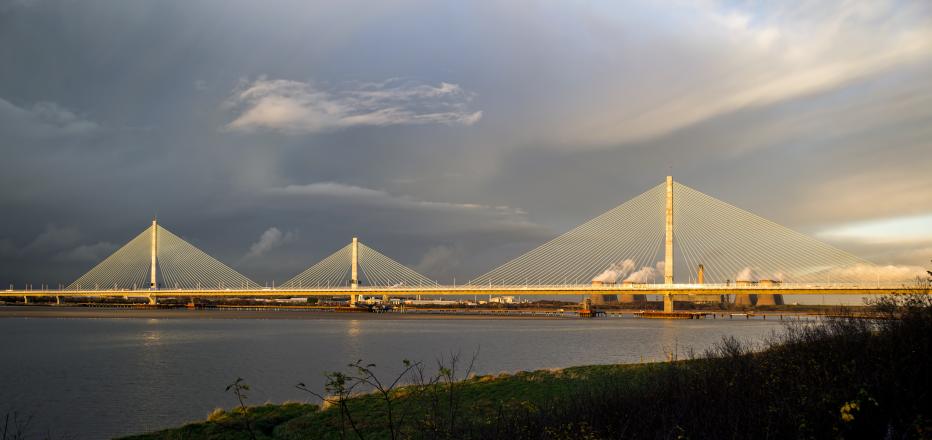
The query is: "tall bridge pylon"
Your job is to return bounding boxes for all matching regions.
[67,219,260,292]
[469,176,876,289]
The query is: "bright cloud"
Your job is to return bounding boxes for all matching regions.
[819,214,932,244]
[269,182,522,215]
[828,263,927,283]
[223,78,482,134]
[544,0,932,147]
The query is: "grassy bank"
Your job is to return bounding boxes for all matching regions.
[126,294,932,440]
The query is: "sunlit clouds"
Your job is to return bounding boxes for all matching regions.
[223,78,482,134]
[533,1,932,147]
[820,214,932,245]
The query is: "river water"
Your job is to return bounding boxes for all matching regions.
[1,312,791,439]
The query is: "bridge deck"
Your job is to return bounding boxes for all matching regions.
[1,284,926,298]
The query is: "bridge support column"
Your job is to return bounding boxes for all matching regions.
[55,296,61,305]
[664,176,674,285]
[23,295,29,304]
[663,293,674,313]
[150,218,158,289]
[350,237,359,307]
[148,295,157,305]
[382,294,389,303]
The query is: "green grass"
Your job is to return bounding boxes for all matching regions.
[121,363,659,440]
[122,402,318,439]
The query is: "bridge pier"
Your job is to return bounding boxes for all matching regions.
[23,295,29,304]
[55,296,61,305]
[663,293,674,313]
[148,295,157,305]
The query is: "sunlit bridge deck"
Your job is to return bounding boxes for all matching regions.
[3,283,921,298]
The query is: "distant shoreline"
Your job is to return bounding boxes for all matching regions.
[0,305,831,322]
[0,305,572,320]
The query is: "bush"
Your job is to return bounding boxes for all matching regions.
[466,293,932,439]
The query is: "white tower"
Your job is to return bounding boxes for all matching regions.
[350,237,359,306]
[664,176,674,285]
[351,237,359,289]
[150,218,158,289]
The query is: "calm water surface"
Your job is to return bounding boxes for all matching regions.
[1,315,790,439]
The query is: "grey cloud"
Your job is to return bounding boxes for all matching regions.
[0,97,98,139]
[23,224,82,255]
[245,227,296,258]
[222,78,481,134]
[0,239,16,258]
[415,244,462,278]
[53,242,118,263]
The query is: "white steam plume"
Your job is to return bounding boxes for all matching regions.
[592,259,636,283]
[736,267,759,282]
[623,261,664,283]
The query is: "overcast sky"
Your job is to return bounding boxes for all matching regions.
[1,0,931,288]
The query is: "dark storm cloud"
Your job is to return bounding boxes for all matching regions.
[1,0,930,288]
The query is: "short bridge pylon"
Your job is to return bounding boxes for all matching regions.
[281,238,438,306]
[68,221,260,299]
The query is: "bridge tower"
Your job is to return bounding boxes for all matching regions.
[663,176,675,312]
[665,176,674,284]
[149,218,158,305]
[350,237,359,306]
[150,218,158,289]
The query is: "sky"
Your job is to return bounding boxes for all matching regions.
[1,0,931,289]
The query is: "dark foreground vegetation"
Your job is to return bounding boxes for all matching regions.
[127,292,932,440]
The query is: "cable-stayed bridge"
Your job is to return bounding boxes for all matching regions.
[3,177,926,312]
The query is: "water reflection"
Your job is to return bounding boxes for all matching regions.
[347,319,362,338]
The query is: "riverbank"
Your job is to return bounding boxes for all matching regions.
[124,294,932,439]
